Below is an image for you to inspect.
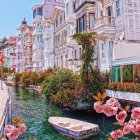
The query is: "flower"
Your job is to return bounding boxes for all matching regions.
[135,137,140,140]
[131,108,140,120]
[103,104,118,117]
[94,102,103,113]
[106,98,120,108]
[7,128,19,140]
[111,129,123,139]
[116,111,127,123]
[1,138,7,140]
[133,124,140,135]
[18,124,26,134]
[136,119,140,125]
[123,124,134,134]
[4,125,15,135]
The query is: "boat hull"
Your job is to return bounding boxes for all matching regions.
[49,117,99,140]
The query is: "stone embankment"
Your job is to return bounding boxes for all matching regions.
[0,81,11,137]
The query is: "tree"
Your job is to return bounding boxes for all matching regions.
[72,32,97,93]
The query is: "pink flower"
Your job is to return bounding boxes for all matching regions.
[4,125,15,135]
[133,124,140,135]
[136,119,140,125]
[123,124,134,134]
[111,129,123,139]
[18,124,26,135]
[116,111,127,123]
[103,104,118,117]
[106,98,120,108]
[1,138,7,140]
[135,137,140,140]
[131,108,140,120]
[94,102,103,113]
[7,128,19,140]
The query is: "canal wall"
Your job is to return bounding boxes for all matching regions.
[106,89,140,104]
[0,81,11,137]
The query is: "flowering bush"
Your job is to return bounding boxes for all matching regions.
[108,82,140,93]
[0,117,26,140]
[93,92,140,140]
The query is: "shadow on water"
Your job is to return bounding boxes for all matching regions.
[8,86,117,140]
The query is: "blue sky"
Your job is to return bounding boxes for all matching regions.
[0,0,41,38]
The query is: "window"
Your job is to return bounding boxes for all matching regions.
[65,54,68,67]
[33,9,36,19]
[101,43,105,59]
[61,56,63,67]
[74,50,77,60]
[73,2,76,12]
[89,13,95,30]
[66,3,69,16]
[116,0,121,16]
[76,15,86,32]
[79,48,82,59]
[38,7,43,16]
[60,15,63,24]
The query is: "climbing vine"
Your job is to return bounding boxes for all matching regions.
[72,32,97,93]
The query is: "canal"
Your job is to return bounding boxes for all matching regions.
[9,86,116,140]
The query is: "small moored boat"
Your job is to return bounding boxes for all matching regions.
[48,117,99,140]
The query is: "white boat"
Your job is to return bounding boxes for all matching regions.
[48,117,99,140]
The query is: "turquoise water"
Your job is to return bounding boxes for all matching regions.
[9,87,116,140]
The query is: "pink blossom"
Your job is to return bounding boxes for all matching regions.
[18,124,26,135]
[135,137,140,140]
[7,128,19,140]
[133,124,140,135]
[123,124,134,134]
[131,108,140,120]
[103,104,118,117]
[4,125,15,135]
[94,102,103,113]
[136,119,140,125]
[106,98,120,108]
[116,111,127,123]
[1,138,7,140]
[111,129,123,139]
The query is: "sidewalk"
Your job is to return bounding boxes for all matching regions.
[0,81,10,136]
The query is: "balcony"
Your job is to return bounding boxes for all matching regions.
[33,28,43,35]
[33,15,42,23]
[65,13,76,24]
[94,16,116,36]
[75,0,95,12]
[43,31,52,39]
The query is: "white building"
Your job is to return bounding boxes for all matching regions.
[32,0,64,71]
[94,0,140,82]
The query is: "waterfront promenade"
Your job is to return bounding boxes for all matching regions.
[0,81,11,137]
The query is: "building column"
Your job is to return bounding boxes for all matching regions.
[120,65,123,83]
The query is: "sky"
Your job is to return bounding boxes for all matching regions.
[0,0,41,38]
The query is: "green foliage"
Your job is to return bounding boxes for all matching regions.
[39,68,54,83]
[30,72,41,85]
[123,65,133,82]
[19,71,31,87]
[42,69,80,103]
[72,32,97,93]
[108,82,140,93]
[13,73,22,87]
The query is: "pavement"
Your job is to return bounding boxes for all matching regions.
[0,81,9,124]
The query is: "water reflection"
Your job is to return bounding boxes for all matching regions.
[9,86,116,140]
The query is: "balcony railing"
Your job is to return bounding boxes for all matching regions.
[95,16,115,29]
[94,16,115,35]
[43,31,52,39]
